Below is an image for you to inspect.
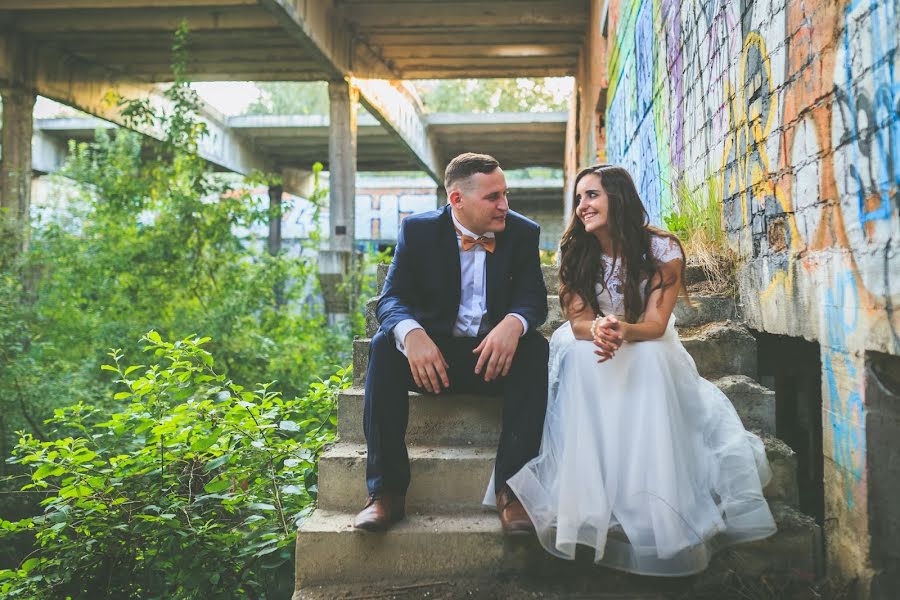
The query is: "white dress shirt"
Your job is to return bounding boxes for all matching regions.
[392,210,528,355]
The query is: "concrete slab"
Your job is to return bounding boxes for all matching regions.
[317,439,797,515]
[338,389,503,446]
[338,376,775,446]
[712,375,776,434]
[293,502,821,591]
[680,321,758,379]
[317,444,494,514]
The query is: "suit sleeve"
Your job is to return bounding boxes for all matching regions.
[507,224,548,332]
[376,217,418,340]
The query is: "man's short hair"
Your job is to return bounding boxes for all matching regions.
[444,153,500,191]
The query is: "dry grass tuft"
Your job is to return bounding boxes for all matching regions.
[664,175,740,297]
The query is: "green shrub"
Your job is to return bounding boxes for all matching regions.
[0,333,347,599]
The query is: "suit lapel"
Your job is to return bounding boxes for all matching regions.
[439,206,462,309]
[485,229,505,319]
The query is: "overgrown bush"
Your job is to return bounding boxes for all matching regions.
[0,23,369,582]
[0,333,347,599]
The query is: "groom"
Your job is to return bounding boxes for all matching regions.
[355,152,549,533]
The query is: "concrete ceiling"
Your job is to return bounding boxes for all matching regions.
[1,1,588,80]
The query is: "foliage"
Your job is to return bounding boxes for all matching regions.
[0,22,370,575]
[416,78,570,113]
[539,249,558,267]
[663,175,737,294]
[245,82,330,116]
[0,334,348,599]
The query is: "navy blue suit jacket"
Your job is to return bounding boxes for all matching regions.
[376,204,548,341]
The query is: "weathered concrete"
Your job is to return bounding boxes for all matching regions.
[267,183,283,257]
[711,375,776,435]
[293,502,820,592]
[0,85,36,250]
[597,0,900,588]
[679,322,758,380]
[353,79,443,182]
[315,438,797,515]
[326,80,357,253]
[338,377,776,447]
[338,389,503,447]
[673,296,737,328]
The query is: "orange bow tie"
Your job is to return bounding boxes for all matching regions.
[456,228,496,253]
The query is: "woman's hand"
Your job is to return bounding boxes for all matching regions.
[593,315,624,362]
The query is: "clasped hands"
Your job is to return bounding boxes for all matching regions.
[404,316,523,394]
[592,315,624,362]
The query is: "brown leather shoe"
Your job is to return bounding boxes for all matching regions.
[353,493,406,531]
[496,485,534,535]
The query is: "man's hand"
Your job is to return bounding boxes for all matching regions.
[593,315,624,362]
[473,316,524,382]
[405,329,450,393]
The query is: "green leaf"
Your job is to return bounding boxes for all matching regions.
[203,477,231,494]
[278,420,300,432]
[33,464,65,481]
[21,559,39,574]
[204,454,230,471]
[100,365,119,373]
[147,331,162,344]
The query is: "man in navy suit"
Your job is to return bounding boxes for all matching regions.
[354,153,549,533]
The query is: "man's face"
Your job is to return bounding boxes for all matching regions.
[451,168,509,235]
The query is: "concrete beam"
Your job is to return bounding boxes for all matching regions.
[258,1,440,182]
[31,128,69,175]
[353,79,443,182]
[5,0,257,7]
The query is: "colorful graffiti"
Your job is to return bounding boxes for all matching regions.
[823,269,867,509]
[606,0,900,519]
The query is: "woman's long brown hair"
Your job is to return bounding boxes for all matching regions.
[558,165,687,323]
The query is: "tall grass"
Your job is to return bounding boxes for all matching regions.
[664,175,737,295]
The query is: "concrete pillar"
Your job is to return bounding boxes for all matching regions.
[267,183,283,257]
[0,86,36,253]
[326,80,358,253]
[318,80,359,319]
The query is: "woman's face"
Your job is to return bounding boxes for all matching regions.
[574,173,609,234]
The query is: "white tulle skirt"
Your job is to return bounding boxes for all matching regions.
[483,317,777,576]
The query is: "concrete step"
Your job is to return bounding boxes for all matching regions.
[353,319,757,387]
[293,502,820,591]
[375,262,705,298]
[316,437,797,515]
[365,292,732,338]
[711,374,775,434]
[679,320,757,379]
[337,376,775,447]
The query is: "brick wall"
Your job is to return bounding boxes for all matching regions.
[601,0,899,592]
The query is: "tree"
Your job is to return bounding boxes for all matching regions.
[245,82,329,116]
[417,78,570,113]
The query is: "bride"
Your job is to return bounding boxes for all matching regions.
[485,165,777,576]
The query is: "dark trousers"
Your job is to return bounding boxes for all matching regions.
[363,329,549,496]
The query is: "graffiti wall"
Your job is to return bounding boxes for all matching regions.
[605,0,899,584]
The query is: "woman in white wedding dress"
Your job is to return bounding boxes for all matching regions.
[484,165,776,576]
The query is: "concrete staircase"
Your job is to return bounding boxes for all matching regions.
[291,264,822,598]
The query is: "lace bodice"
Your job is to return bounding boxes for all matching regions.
[594,235,683,318]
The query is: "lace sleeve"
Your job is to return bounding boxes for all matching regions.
[651,235,684,264]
